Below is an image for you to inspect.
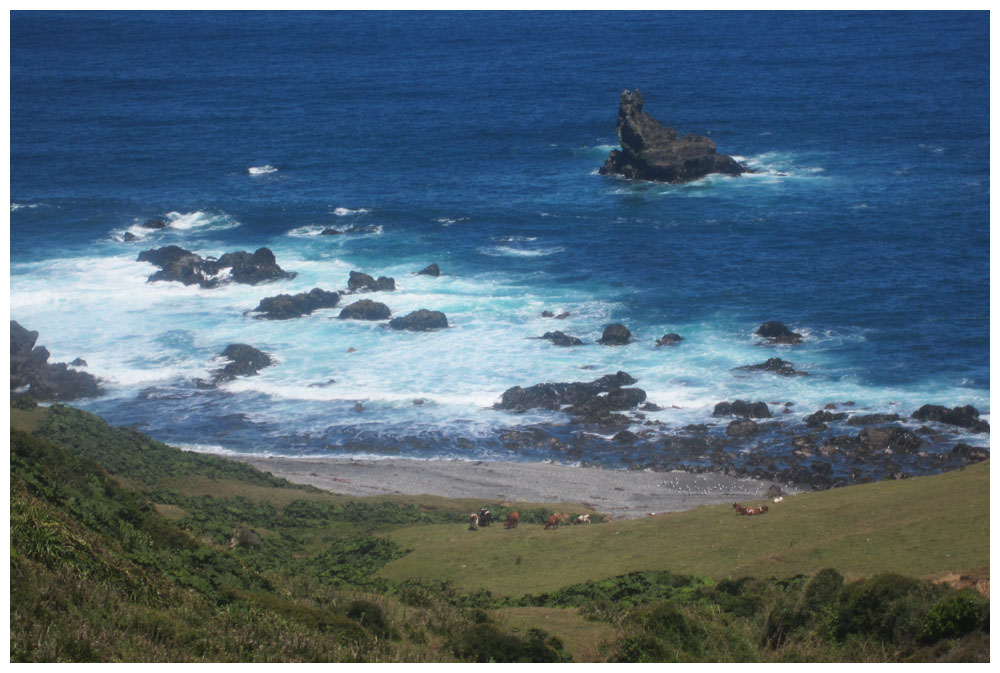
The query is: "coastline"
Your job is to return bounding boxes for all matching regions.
[227,454,790,520]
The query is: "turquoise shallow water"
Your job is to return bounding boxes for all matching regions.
[10,11,989,471]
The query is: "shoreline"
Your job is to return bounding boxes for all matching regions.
[227,455,791,520]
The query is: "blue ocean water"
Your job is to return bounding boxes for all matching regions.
[10,11,989,470]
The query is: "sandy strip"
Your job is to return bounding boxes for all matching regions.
[229,456,790,520]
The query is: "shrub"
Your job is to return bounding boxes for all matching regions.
[346,599,396,640]
[836,573,931,644]
[448,623,569,662]
[12,394,38,410]
[920,591,989,643]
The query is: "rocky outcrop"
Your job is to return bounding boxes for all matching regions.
[123,232,138,242]
[338,299,391,321]
[857,426,923,453]
[211,344,274,384]
[540,331,584,347]
[348,270,396,293]
[655,333,684,347]
[846,413,901,427]
[713,400,771,418]
[137,245,295,288]
[10,321,101,401]
[755,321,803,345]
[251,288,341,320]
[911,404,989,433]
[388,309,449,331]
[417,263,440,277]
[598,89,746,183]
[495,371,639,413]
[598,323,632,345]
[803,409,847,429]
[726,419,759,437]
[542,311,570,319]
[952,443,989,463]
[141,218,169,229]
[734,358,807,377]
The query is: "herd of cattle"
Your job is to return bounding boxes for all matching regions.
[467,508,592,531]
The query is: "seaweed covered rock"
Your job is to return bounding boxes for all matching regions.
[388,309,449,331]
[599,89,746,183]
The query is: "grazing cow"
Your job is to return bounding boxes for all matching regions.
[504,511,520,529]
[478,508,493,527]
[468,513,479,530]
[574,514,591,525]
[544,513,561,530]
[734,504,769,516]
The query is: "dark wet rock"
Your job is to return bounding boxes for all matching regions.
[803,409,847,429]
[212,344,274,384]
[495,371,638,413]
[348,270,396,293]
[655,333,684,347]
[641,402,663,412]
[123,232,138,242]
[598,89,746,183]
[10,321,101,401]
[338,299,391,321]
[598,323,632,345]
[952,443,988,463]
[846,413,902,426]
[141,218,169,229]
[755,321,803,345]
[308,379,337,388]
[321,227,342,235]
[726,419,758,437]
[500,428,550,449]
[542,310,571,319]
[911,404,989,433]
[69,358,88,367]
[566,387,647,417]
[735,358,807,377]
[713,399,771,418]
[388,309,449,331]
[540,331,584,347]
[138,245,295,288]
[252,288,341,320]
[417,263,440,277]
[613,430,638,443]
[857,426,923,454]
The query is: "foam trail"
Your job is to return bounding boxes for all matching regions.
[248,165,278,175]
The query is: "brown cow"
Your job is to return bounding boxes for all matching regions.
[504,511,520,529]
[544,513,561,530]
[468,513,479,530]
[574,514,591,525]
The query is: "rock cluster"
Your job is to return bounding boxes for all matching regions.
[137,245,295,288]
[756,321,803,345]
[495,371,645,426]
[208,344,274,385]
[599,89,746,183]
[911,404,989,433]
[10,321,101,401]
[735,358,807,377]
[348,271,396,292]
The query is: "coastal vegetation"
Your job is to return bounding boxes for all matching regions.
[10,400,989,662]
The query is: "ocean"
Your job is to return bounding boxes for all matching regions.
[9,11,990,481]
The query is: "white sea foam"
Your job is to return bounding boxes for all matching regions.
[248,165,278,175]
[480,245,564,258]
[165,210,241,231]
[333,207,370,216]
[11,202,42,211]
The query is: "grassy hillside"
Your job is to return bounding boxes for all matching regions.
[379,461,989,596]
[9,401,990,662]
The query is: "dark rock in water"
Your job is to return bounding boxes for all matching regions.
[320,227,342,235]
[846,413,901,427]
[138,245,295,288]
[735,358,807,377]
[911,404,989,433]
[69,358,88,367]
[141,218,169,229]
[338,299,391,321]
[655,333,684,347]
[348,270,396,293]
[803,409,847,429]
[598,323,632,345]
[123,232,138,242]
[857,425,923,454]
[388,309,449,331]
[417,263,440,277]
[726,419,759,437]
[495,370,639,413]
[566,387,647,417]
[542,310,571,319]
[10,321,101,401]
[713,400,771,418]
[212,344,274,384]
[952,443,989,463]
[252,288,341,320]
[755,321,803,345]
[613,430,638,443]
[542,311,555,317]
[308,378,337,388]
[541,331,584,347]
[345,225,380,234]
[641,402,663,412]
[598,89,746,183]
